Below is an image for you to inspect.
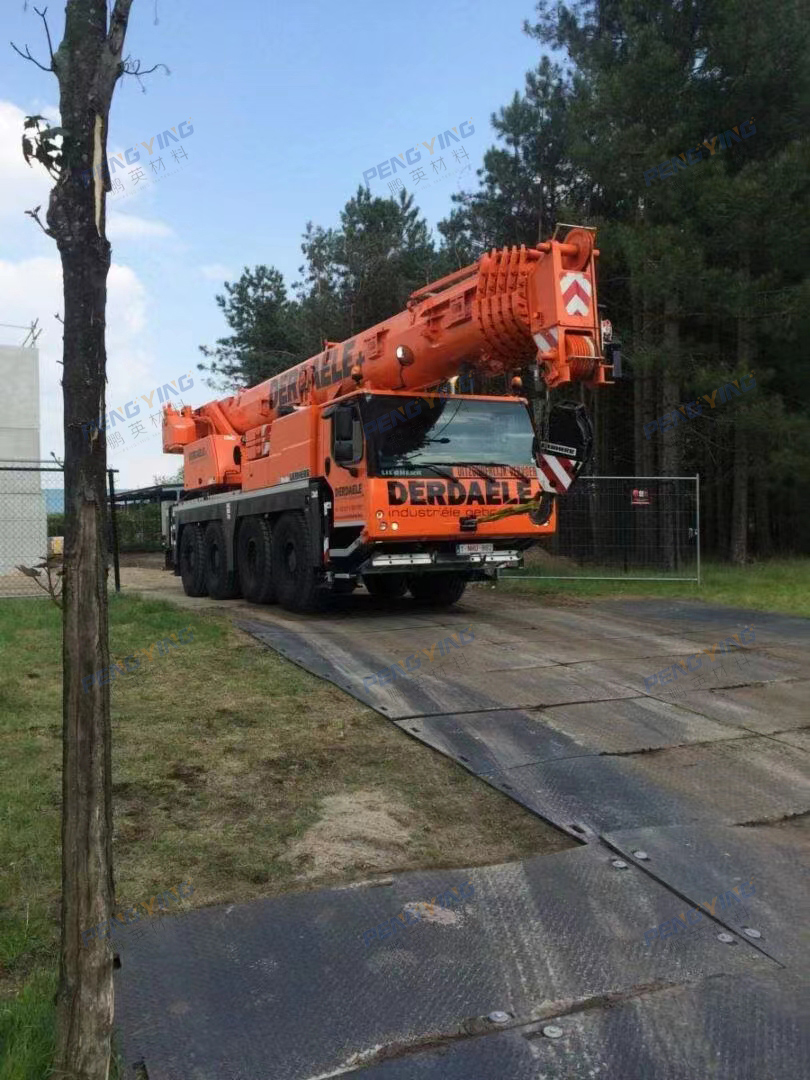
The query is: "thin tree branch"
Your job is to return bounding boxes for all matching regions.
[25,204,54,237]
[122,57,169,77]
[33,7,55,66]
[122,56,170,92]
[108,0,135,60]
[9,40,53,72]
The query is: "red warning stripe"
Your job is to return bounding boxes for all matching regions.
[537,456,566,493]
[539,454,579,493]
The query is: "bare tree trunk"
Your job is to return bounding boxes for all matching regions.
[14,2,136,1075]
[660,295,680,571]
[754,472,771,557]
[730,423,749,564]
[716,468,727,557]
[730,251,752,565]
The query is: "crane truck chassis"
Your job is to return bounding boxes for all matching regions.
[161,226,616,612]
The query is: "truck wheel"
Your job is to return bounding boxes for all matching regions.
[363,574,408,600]
[272,511,323,612]
[204,521,240,600]
[409,573,467,606]
[237,517,277,604]
[179,525,208,597]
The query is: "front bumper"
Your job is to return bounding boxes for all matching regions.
[358,549,523,574]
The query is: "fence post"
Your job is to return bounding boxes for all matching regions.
[696,472,701,586]
[108,469,120,593]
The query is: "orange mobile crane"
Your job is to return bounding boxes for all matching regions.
[162,225,616,611]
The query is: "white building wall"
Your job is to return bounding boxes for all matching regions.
[0,346,47,578]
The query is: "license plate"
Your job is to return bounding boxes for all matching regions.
[457,543,494,555]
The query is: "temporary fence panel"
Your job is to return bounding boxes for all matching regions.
[501,475,700,582]
[0,462,120,598]
[110,484,181,552]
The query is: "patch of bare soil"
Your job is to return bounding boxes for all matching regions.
[283,790,413,880]
[521,545,582,572]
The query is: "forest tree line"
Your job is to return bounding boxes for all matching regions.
[199,0,810,563]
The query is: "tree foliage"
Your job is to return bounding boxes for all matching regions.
[443,0,810,560]
[198,187,455,390]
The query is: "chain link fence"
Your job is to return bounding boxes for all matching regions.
[111,484,182,553]
[0,462,120,598]
[502,475,700,582]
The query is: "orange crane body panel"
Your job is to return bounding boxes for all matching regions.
[164,228,610,478]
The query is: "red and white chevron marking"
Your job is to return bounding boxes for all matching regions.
[535,454,578,494]
[532,326,558,354]
[560,271,592,317]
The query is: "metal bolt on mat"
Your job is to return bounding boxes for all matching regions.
[488,1011,510,1024]
[543,1026,564,1039]
[743,927,762,939]
[612,860,629,869]
[633,850,650,860]
[717,933,736,944]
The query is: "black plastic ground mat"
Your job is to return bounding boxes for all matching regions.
[236,605,810,842]
[345,1027,542,1080]
[112,842,776,1080]
[396,711,711,836]
[354,969,810,1080]
[359,967,810,1080]
[588,599,810,643]
[603,822,810,966]
[235,617,386,710]
[237,617,795,840]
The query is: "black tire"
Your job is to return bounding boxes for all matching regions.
[408,572,467,606]
[363,574,409,600]
[204,521,240,600]
[179,525,207,597]
[237,516,277,604]
[271,511,323,612]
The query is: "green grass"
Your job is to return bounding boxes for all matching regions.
[0,970,57,1080]
[499,557,810,617]
[0,592,569,1078]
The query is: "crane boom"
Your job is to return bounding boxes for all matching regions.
[164,227,610,452]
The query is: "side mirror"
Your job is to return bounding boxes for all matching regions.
[333,406,363,465]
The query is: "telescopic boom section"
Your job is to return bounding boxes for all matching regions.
[164,226,611,451]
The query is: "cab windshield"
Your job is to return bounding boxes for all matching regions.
[361,395,536,477]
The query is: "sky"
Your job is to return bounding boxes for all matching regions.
[0,0,541,489]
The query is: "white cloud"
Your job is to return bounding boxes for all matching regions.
[199,263,234,283]
[107,212,174,241]
[0,256,154,463]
